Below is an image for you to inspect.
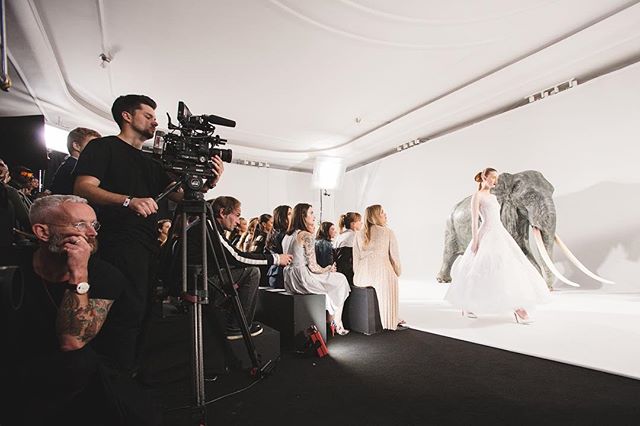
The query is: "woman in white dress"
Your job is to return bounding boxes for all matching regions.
[353,205,403,331]
[282,203,351,335]
[445,168,551,324]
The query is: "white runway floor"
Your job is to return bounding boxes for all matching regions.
[399,279,640,380]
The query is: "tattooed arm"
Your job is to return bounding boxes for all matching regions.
[299,231,333,274]
[56,291,114,352]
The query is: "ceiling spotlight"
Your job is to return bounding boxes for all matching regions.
[396,146,402,152]
[552,86,559,94]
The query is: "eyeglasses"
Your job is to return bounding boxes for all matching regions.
[49,220,101,232]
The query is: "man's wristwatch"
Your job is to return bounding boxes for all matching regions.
[67,282,90,295]
[123,196,133,208]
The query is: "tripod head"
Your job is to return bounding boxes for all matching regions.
[155,173,213,205]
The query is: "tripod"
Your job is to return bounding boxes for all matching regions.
[158,177,270,424]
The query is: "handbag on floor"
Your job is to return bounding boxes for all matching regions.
[305,325,328,358]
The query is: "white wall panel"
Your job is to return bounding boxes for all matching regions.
[336,63,640,289]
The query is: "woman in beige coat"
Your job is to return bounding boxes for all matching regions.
[353,204,403,330]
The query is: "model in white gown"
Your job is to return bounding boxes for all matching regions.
[445,169,551,322]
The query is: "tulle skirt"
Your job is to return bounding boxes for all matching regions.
[445,223,551,314]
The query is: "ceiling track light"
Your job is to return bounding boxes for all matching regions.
[525,78,578,103]
[236,158,271,169]
[395,138,427,153]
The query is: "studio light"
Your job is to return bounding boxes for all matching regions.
[44,124,69,153]
[312,156,345,191]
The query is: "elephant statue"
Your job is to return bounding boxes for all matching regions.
[436,170,613,289]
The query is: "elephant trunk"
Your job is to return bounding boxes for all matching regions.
[525,195,556,233]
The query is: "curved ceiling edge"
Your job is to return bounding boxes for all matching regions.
[268,0,497,50]
[338,0,557,26]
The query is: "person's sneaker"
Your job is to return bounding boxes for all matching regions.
[225,323,264,340]
[225,328,243,341]
[249,322,263,337]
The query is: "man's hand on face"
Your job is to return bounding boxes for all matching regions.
[62,235,91,283]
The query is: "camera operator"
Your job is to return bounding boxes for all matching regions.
[73,94,224,369]
[187,196,291,340]
[5,195,159,425]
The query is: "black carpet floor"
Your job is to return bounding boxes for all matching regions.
[148,324,640,426]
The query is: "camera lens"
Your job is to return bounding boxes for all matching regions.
[212,148,232,163]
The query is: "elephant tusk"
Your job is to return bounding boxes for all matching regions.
[531,227,580,287]
[555,234,615,284]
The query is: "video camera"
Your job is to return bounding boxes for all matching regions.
[153,101,234,179]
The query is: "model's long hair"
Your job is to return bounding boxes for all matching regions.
[363,204,384,245]
[287,203,312,235]
[474,167,497,190]
[338,212,361,233]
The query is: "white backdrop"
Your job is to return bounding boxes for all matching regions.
[334,62,640,290]
[207,163,318,221]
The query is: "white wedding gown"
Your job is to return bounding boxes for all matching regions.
[445,193,551,314]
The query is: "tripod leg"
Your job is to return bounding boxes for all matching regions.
[205,204,263,373]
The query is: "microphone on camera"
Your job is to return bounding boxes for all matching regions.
[201,114,236,128]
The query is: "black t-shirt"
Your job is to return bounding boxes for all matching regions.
[50,156,77,195]
[73,136,172,249]
[15,249,137,371]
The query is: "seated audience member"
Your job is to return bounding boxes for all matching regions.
[353,204,403,331]
[2,165,32,233]
[282,203,350,335]
[157,218,171,247]
[249,213,273,254]
[237,216,256,251]
[186,196,292,340]
[9,165,35,211]
[0,158,9,184]
[251,213,273,285]
[333,212,362,285]
[228,216,245,247]
[315,221,336,268]
[0,158,16,262]
[265,205,291,288]
[5,195,159,425]
[50,127,101,195]
[28,177,41,200]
